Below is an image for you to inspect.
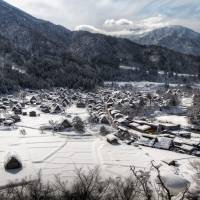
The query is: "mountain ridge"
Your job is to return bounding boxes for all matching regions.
[121,25,200,56]
[0,1,200,93]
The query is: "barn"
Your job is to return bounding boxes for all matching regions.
[4,150,22,170]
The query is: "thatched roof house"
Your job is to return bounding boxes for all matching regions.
[4,150,22,170]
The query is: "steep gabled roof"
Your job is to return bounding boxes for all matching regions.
[4,150,22,165]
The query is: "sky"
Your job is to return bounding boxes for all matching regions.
[4,0,200,35]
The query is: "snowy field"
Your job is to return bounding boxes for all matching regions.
[0,103,197,189]
[0,125,196,186]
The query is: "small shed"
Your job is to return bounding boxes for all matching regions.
[161,158,176,166]
[22,111,27,115]
[29,111,36,117]
[106,134,118,144]
[4,150,22,170]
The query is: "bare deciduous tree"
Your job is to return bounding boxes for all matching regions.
[71,165,112,200]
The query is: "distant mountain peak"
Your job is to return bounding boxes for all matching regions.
[121,25,200,56]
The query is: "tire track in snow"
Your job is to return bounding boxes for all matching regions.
[93,139,103,166]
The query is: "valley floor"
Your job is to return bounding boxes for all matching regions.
[0,103,197,189]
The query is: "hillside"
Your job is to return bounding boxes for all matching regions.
[0,1,200,93]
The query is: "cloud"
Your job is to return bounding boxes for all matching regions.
[75,25,101,33]
[136,14,169,30]
[103,19,133,31]
[104,19,133,27]
[101,15,169,33]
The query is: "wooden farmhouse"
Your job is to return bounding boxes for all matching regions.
[12,106,22,114]
[4,150,22,170]
[11,115,21,122]
[0,114,6,123]
[153,137,173,150]
[180,144,197,155]
[117,126,130,139]
[158,123,180,133]
[99,115,109,124]
[62,98,70,105]
[58,118,72,128]
[4,119,14,126]
[51,104,62,113]
[139,134,157,147]
[169,130,191,138]
[107,97,114,103]
[30,96,39,104]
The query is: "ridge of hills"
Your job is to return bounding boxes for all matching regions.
[0,1,200,93]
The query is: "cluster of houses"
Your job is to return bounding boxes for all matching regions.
[0,87,200,161]
[94,88,200,157]
[0,96,38,126]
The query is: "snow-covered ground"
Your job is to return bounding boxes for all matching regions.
[0,126,196,186]
[156,115,189,128]
[0,101,197,189]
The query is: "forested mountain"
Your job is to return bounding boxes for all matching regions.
[122,25,200,56]
[0,0,200,93]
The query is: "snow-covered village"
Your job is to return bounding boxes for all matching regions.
[1,0,200,199]
[0,81,200,199]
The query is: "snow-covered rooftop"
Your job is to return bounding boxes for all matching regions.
[106,133,118,142]
[4,150,22,165]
